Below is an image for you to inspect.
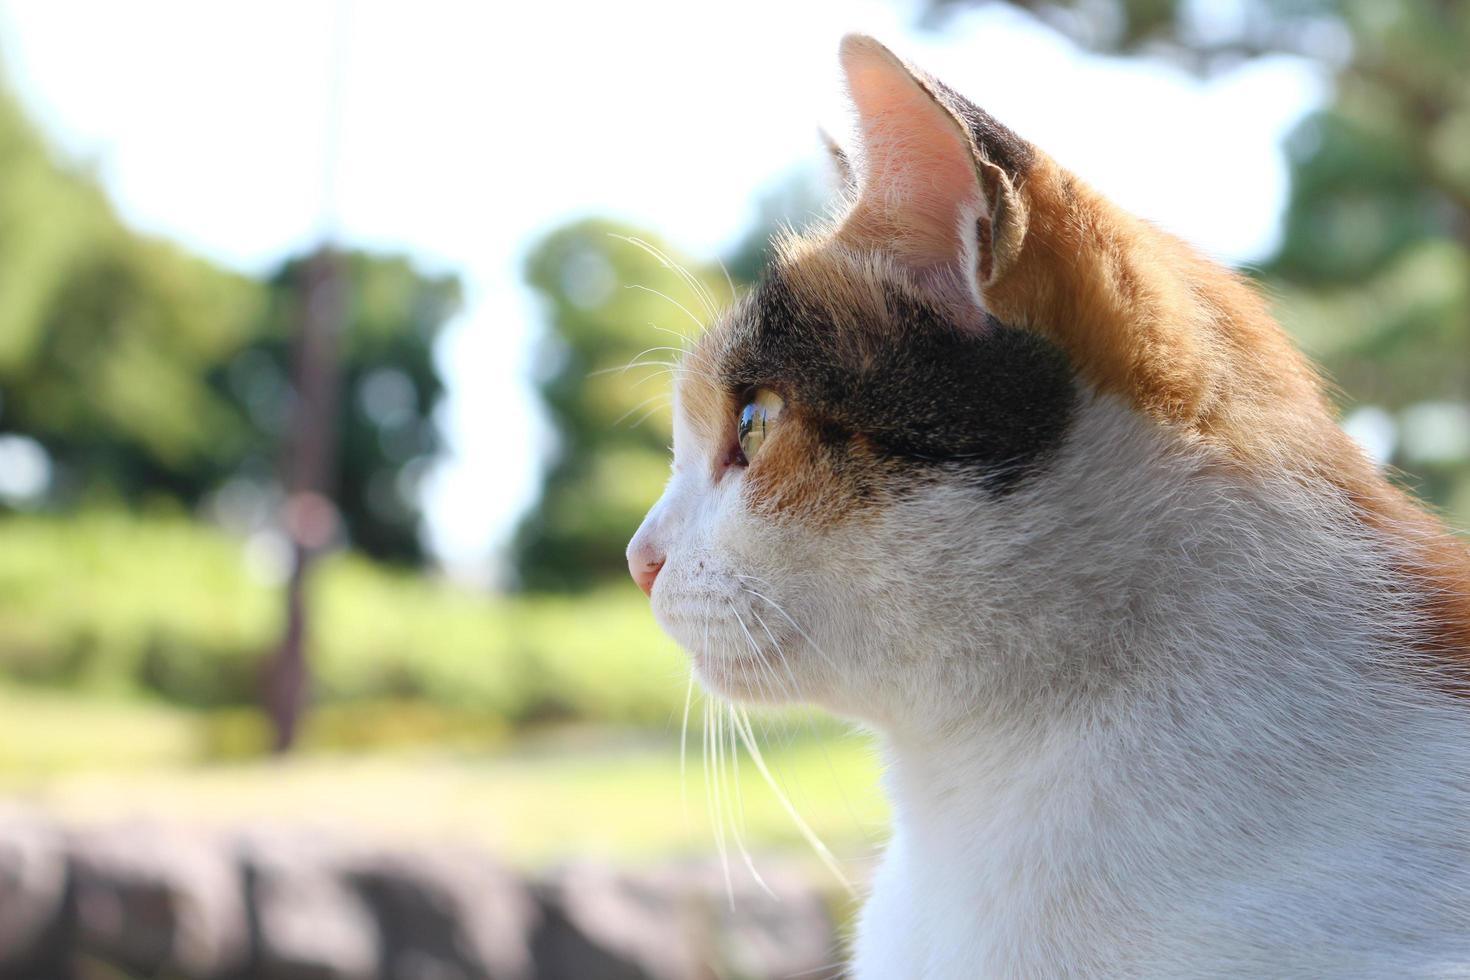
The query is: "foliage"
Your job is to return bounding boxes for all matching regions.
[0,510,693,728]
[0,77,460,563]
[513,220,738,590]
[213,253,461,562]
[0,85,263,499]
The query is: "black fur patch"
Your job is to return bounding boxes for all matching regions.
[722,272,1076,494]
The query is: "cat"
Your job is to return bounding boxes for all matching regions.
[627,34,1470,978]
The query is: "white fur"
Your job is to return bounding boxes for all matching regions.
[630,389,1470,977]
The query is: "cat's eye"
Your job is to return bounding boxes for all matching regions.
[737,388,784,463]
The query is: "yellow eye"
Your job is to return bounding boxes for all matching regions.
[737,388,784,462]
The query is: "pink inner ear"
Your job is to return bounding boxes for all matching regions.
[841,40,985,273]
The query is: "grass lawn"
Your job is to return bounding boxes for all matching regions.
[0,510,695,725]
[0,684,889,878]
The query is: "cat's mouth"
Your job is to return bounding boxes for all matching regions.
[654,592,801,701]
[692,644,795,703]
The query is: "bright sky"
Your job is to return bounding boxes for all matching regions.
[0,1,1326,582]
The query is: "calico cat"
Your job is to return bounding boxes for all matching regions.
[627,34,1470,978]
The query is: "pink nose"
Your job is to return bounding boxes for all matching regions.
[628,550,665,597]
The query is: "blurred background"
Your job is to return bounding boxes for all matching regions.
[0,1,1465,977]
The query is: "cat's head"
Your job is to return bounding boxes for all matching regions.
[626,36,1445,726]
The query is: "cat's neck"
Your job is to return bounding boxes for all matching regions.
[855,418,1470,974]
[861,627,1469,974]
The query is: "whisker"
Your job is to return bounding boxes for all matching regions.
[724,598,784,703]
[626,282,710,334]
[738,588,874,850]
[627,399,674,431]
[613,392,673,427]
[747,604,809,702]
[622,233,720,316]
[728,602,788,708]
[611,233,723,321]
[680,668,695,827]
[586,359,676,379]
[586,345,686,378]
[727,601,856,896]
[713,254,738,308]
[733,705,856,896]
[588,354,723,389]
[728,601,789,702]
[703,697,735,907]
[626,367,680,390]
[715,611,784,900]
[736,578,841,674]
[726,700,776,898]
[646,321,699,352]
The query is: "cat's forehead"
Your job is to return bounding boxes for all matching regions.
[705,245,899,364]
[680,245,912,436]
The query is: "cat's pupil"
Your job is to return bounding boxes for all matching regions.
[737,388,783,462]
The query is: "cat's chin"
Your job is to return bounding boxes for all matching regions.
[688,649,798,705]
[653,601,790,697]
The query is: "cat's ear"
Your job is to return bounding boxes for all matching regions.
[819,129,856,195]
[837,34,1033,296]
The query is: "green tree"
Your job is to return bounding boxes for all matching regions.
[216,253,460,563]
[0,76,461,562]
[0,82,262,504]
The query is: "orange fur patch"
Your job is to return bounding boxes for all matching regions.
[742,418,883,526]
[981,151,1470,672]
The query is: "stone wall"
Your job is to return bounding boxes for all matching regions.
[0,808,844,980]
